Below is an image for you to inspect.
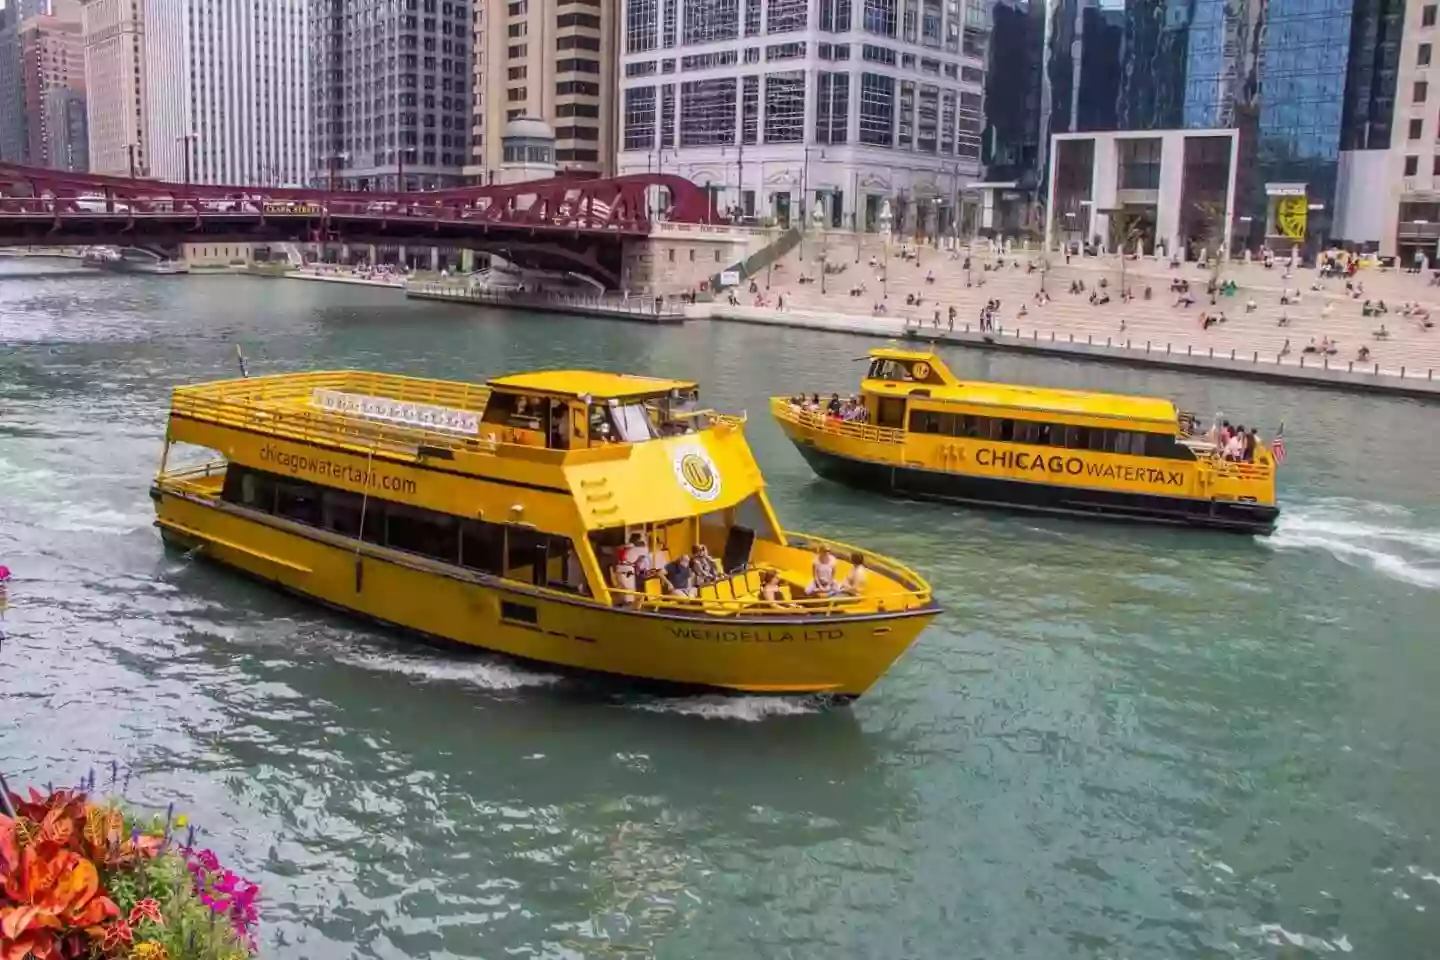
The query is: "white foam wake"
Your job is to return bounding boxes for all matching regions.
[339,647,562,690]
[1266,501,1440,589]
[629,694,821,721]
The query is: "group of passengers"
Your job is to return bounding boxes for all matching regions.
[611,533,723,602]
[788,394,870,423]
[1210,420,1261,462]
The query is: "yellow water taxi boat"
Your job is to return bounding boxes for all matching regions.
[772,348,1281,535]
[152,367,938,699]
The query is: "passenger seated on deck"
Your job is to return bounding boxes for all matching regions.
[838,553,869,596]
[806,546,838,597]
[611,559,638,606]
[758,569,791,606]
[620,533,652,574]
[690,544,720,584]
[661,554,697,598]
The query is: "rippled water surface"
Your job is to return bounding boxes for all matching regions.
[4,261,1440,958]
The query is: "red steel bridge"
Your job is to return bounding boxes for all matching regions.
[0,165,716,287]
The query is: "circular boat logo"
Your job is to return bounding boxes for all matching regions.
[911,361,931,380]
[674,447,721,501]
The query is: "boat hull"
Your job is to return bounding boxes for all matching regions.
[788,437,1279,535]
[154,490,936,699]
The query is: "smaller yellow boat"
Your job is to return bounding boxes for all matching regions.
[772,347,1281,534]
[152,366,938,700]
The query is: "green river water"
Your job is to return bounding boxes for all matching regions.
[2,261,1439,958]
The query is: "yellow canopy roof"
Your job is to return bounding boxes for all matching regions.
[487,370,696,400]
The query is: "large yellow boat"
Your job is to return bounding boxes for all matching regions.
[151,367,938,699]
[772,348,1281,535]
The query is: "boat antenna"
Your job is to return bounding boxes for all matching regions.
[234,344,249,379]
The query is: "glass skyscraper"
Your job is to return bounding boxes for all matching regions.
[985,0,1403,249]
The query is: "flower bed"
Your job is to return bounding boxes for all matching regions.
[0,782,260,960]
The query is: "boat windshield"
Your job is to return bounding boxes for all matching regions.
[590,401,659,443]
[647,389,706,435]
[868,358,916,381]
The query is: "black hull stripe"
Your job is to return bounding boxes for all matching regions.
[791,442,1279,535]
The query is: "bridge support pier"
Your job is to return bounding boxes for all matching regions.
[369,244,378,266]
[461,249,475,273]
[430,247,439,273]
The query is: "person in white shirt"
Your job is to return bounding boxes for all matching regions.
[806,547,837,597]
[1224,431,1246,461]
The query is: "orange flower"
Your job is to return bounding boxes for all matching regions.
[100,917,134,951]
[128,899,163,927]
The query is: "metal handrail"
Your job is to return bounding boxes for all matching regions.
[785,531,932,599]
[769,397,906,444]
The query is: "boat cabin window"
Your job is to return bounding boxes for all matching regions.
[219,464,587,593]
[868,358,912,381]
[647,388,704,436]
[906,409,1196,461]
[588,400,659,444]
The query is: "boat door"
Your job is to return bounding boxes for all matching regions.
[874,394,908,430]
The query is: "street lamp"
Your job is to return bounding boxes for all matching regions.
[812,198,828,293]
[878,199,893,301]
[397,145,417,193]
[327,151,350,192]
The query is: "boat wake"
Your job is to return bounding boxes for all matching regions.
[627,694,823,721]
[339,647,563,690]
[1266,500,1440,589]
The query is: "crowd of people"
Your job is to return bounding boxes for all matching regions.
[789,393,871,423]
[608,534,867,606]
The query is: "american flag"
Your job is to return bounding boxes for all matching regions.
[1271,423,1287,465]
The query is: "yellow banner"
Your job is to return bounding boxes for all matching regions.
[1276,196,1307,240]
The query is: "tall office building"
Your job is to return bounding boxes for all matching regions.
[42,83,86,169]
[146,0,310,185]
[616,0,991,233]
[0,0,87,168]
[467,0,615,180]
[80,0,147,176]
[311,0,474,191]
[1018,0,1407,253]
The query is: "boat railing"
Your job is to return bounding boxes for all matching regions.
[158,460,228,495]
[769,398,906,444]
[785,531,932,599]
[611,583,925,617]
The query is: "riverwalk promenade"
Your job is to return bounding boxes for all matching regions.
[723,236,1440,399]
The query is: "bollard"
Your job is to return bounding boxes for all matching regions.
[965,323,970,333]
[1107,337,1112,347]
[1208,347,1214,358]
[1324,357,1328,370]
[1167,343,1171,354]
[1402,366,1406,377]
[1069,333,1074,343]
[1034,329,1038,340]
[1051,331,1056,341]
[1348,361,1354,372]
[1187,345,1192,356]
[1300,355,1304,367]
[1430,369,1434,380]
[1253,351,1258,363]
[1126,339,1131,349]
[1374,363,1380,375]
[1230,349,1235,360]
[1146,340,1151,353]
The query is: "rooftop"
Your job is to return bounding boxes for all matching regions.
[487,370,697,400]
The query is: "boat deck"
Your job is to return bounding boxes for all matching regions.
[171,371,495,459]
